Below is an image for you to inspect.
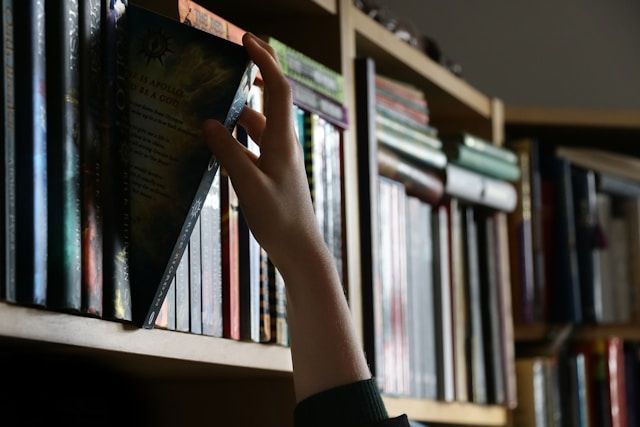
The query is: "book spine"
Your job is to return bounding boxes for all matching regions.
[571,167,601,323]
[445,164,517,212]
[405,198,420,396]
[374,85,428,115]
[14,0,47,306]
[463,207,487,404]
[222,174,240,340]
[79,0,103,316]
[330,124,344,282]
[461,133,517,164]
[45,0,82,311]
[175,246,189,332]
[167,276,176,330]
[611,219,631,323]
[528,140,546,322]
[180,0,245,45]
[420,203,437,398]
[376,93,429,126]
[259,248,271,343]
[598,173,640,198]
[596,193,616,323]
[376,114,441,149]
[322,120,335,273]
[268,37,344,103]
[625,200,640,322]
[154,291,168,328]
[375,75,427,108]
[201,175,223,337]
[508,143,536,323]
[607,338,627,427]
[450,145,521,182]
[433,206,455,402]
[188,216,202,334]
[376,103,431,134]
[288,78,348,129]
[377,129,447,170]
[2,0,16,302]
[102,0,131,321]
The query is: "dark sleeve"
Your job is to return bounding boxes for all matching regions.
[294,379,410,427]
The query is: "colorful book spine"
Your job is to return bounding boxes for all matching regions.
[268,260,288,346]
[2,0,16,302]
[222,175,240,340]
[375,93,429,126]
[446,144,521,182]
[179,0,245,44]
[201,176,223,337]
[268,37,344,103]
[607,338,627,427]
[45,0,82,311]
[376,103,431,134]
[14,0,48,306]
[445,133,517,164]
[102,0,131,321]
[376,114,441,149]
[259,248,271,343]
[188,216,202,334]
[79,0,103,316]
[377,129,447,170]
[375,75,427,110]
[374,85,428,115]
[288,77,348,129]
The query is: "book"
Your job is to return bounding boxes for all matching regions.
[514,359,546,427]
[598,173,640,198]
[376,114,441,149]
[463,207,487,404]
[607,338,627,427]
[201,175,222,337]
[288,77,348,129]
[45,0,82,311]
[625,199,640,322]
[259,248,271,343]
[102,0,131,321]
[443,133,517,164]
[596,194,616,324]
[2,0,16,302]
[222,174,240,340]
[377,129,447,170]
[444,144,521,182]
[175,246,189,332]
[445,164,517,212]
[375,75,427,110]
[14,0,48,306]
[188,216,202,334]
[79,0,104,316]
[432,206,455,402]
[610,218,631,323]
[268,37,344,103]
[122,5,256,327]
[571,167,602,323]
[268,260,288,346]
[376,93,429,126]
[556,147,640,183]
[377,147,443,205]
[167,276,176,330]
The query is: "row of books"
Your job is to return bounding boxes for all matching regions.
[0,0,347,341]
[508,140,640,325]
[356,61,520,405]
[516,338,638,427]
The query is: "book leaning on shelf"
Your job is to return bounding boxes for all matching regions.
[356,58,518,407]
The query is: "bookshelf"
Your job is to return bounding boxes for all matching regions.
[1,0,512,426]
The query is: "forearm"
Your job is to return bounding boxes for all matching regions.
[279,238,371,402]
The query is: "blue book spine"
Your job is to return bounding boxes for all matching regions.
[14,0,47,305]
[2,0,16,302]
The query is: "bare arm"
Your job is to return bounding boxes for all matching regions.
[202,33,370,402]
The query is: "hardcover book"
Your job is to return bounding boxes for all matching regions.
[123,5,256,327]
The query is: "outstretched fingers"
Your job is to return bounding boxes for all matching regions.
[238,106,266,145]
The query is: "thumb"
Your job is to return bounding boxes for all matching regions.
[203,120,259,187]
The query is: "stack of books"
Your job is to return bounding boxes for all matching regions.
[516,338,639,427]
[508,142,640,325]
[0,0,348,348]
[357,68,519,406]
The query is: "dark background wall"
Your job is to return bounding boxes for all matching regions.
[376,0,640,109]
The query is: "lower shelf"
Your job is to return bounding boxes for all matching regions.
[0,302,293,376]
[382,396,507,426]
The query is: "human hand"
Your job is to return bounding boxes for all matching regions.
[202,33,329,276]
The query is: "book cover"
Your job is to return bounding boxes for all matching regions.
[14,0,48,306]
[445,164,517,212]
[188,216,202,334]
[2,0,16,302]
[222,174,240,340]
[201,174,223,337]
[432,206,455,402]
[45,0,82,311]
[102,0,131,321]
[79,0,104,316]
[123,5,256,327]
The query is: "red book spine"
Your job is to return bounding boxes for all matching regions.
[376,93,429,125]
[608,338,627,427]
[375,76,427,109]
[222,174,240,340]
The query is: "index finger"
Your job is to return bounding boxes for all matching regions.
[242,33,293,132]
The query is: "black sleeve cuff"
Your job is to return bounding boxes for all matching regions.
[294,378,389,427]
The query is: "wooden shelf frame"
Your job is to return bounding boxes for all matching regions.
[515,323,640,342]
[383,396,507,426]
[506,105,640,129]
[0,302,293,375]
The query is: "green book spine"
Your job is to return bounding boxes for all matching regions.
[268,37,344,103]
[450,145,521,182]
[447,133,517,164]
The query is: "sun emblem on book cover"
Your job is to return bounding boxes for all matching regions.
[140,28,173,65]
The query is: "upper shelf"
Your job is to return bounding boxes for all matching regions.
[350,6,493,121]
[383,396,507,426]
[0,302,293,376]
[199,0,336,17]
[506,105,640,129]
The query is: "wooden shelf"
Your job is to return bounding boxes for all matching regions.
[506,105,640,129]
[515,322,640,342]
[200,0,336,17]
[350,6,492,121]
[573,324,640,340]
[382,396,507,426]
[0,302,293,376]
